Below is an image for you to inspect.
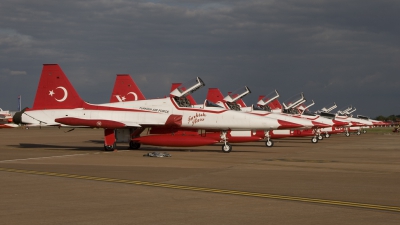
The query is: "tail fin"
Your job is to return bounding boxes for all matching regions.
[206,88,225,105]
[110,74,146,103]
[268,99,283,110]
[170,83,197,105]
[32,64,85,109]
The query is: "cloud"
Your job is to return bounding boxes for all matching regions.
[0,0,399,116]
[0,68,27,76]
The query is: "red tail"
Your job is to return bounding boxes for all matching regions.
[206,88,224,103]
[110,74,146,103]
[32,64,85,109]
[268,99,283,110]
[170,83,197,105]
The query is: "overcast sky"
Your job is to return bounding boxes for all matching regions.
[1,0,399,117]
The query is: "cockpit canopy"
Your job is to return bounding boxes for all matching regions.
[226,102,241,111]
[317,103,337,114]
[282,92,306,110]
[357,115,369,120]
[337,105,355,116]
[170,77,205,98]
[204,99,223,108]
[253,104,270,111]
[223,86,251,103]
[320,112,335,119]
[257,90,279,106]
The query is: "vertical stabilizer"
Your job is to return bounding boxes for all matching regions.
[110,74,146,102]
[32,64,85,109]
[268,99,283,111]
[206,88,224,104]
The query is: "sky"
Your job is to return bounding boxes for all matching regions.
[0,0,399,117]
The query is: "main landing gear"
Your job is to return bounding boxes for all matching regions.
[104,143,116,151]
[220,130,232,153]
[311,129,321,143]
[222,143,232,153]
[264,130,274,147]
[324,133,330,138]
[265,139,274,147]
[311,136,318,143]
[344,128,350,137]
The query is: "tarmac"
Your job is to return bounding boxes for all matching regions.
[0,127,399,224]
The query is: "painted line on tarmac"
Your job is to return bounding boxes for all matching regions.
[0,150,131,163]
[1,167,399,213]
[0,153,90,163]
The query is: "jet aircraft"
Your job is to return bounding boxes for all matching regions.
[13,64,302,152]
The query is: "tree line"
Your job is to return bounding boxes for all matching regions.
[375,115,400,122]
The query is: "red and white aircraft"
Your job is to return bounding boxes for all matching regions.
[13,64,302,152]
[108,74,306,151]
[207,87,338,146]
[0,108,18,128]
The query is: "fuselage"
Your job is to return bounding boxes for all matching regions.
[21,97,284,131]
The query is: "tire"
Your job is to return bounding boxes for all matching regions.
[265,140,274,147]
[363,130,367,134]
[356,131,361,135]
[129,141,141,150]
[104,143,115,151]
[318,135,323,140]
[325,133,330,138]
[311,137,318,143]
[222,143,232,153]
[345,132,350,137]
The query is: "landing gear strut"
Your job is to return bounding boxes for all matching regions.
[345,128,350,137]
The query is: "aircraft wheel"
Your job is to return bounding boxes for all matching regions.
[222,143,232,153]
[356,131,361,135]
[129,141,141,150]
[325,133,330,138]
[318,135,324,140]
[104,143,116,151]
[265,140,274,147]
[363,130,367,134]
[311,137,318,143]
[345,132,350,137]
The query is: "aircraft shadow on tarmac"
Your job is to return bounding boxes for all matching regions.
[10,142,257,153]
[13,143,103,151]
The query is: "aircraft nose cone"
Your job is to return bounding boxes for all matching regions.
[333,120,349,126]
[277,119,304,129]
[311,121,331,128]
